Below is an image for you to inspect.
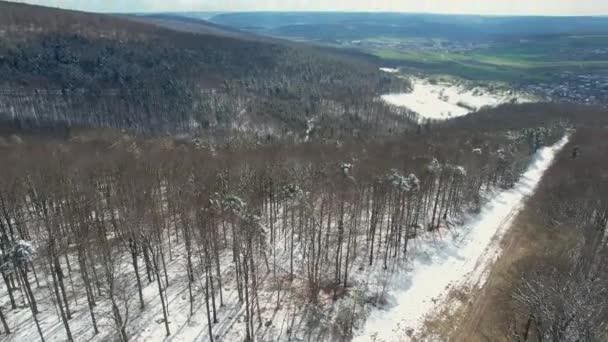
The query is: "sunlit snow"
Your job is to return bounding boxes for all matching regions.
[379,67,399,73]
[354,135,570,342]
[381,77,534,122]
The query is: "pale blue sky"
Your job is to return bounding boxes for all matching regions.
[11,0,608,15]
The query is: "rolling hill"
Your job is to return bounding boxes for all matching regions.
[207,12,608,42]
[0,1,410,138]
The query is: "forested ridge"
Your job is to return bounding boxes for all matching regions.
[0,1,410,137]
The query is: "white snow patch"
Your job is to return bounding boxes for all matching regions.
[381,78,534,122]
[305,117,315,142]
[379,67,399,74]
[353,135,570,342]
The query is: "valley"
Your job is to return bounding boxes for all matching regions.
[202,12,608,109]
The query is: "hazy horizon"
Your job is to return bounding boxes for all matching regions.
[9,0,608,16]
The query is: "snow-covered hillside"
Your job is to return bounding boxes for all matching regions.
[381,77,535,122]
[353,135,570,342]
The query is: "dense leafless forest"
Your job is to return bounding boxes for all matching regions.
[511,128,608,341]
[0,105,590,340]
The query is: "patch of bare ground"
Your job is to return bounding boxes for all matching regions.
[413,210,538,341]
[414,286,473,341]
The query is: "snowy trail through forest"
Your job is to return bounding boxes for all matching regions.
[353,135,570,342]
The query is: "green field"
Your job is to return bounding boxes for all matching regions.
[361,35,608,82]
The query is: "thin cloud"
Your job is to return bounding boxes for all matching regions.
[11,0,608,15]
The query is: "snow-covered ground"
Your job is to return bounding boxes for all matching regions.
[353,135,570,342]
[381,76,534,122]
[379,67,399,74]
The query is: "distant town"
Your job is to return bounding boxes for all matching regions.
[523,72,608,108]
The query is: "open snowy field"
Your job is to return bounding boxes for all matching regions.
[381,75,535,122]
[353,135,569,342]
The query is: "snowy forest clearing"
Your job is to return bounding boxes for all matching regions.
[381,76,535,122]
[353,135,570,342]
